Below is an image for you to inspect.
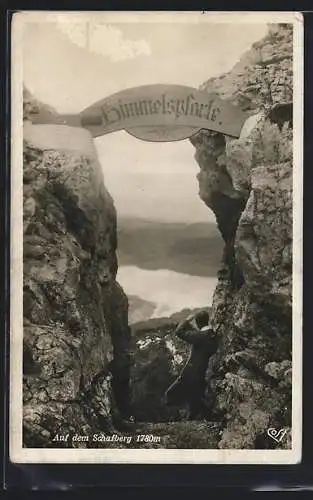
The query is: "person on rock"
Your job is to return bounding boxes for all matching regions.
[164,309,219,420]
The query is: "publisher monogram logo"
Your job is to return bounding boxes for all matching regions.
[267,428,287,443]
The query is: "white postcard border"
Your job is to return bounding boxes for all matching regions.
[10,10,303,464]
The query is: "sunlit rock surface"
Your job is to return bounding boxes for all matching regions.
[190,23,293,449]
[23,97,131,447]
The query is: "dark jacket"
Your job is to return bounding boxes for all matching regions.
[165,318,218,406]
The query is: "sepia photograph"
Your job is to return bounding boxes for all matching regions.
[10,11,302,464]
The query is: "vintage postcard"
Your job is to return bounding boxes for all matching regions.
[10,11,303,464]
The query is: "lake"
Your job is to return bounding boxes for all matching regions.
[117,265,218,324]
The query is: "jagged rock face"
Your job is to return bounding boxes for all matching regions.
[199,23,293,111]
[23,105,130,447]
[192,24,293,448]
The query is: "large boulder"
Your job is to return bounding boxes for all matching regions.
[191,23,293,449]
[23,92,131,447]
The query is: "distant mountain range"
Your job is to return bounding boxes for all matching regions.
[131,306,212,335]
[127,294,157,324]
[116,216,223,278]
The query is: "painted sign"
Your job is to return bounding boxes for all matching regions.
[29,84,247,142]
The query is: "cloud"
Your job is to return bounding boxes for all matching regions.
[56,22,151,61]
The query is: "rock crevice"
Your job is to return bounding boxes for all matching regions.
[191,23,293,449]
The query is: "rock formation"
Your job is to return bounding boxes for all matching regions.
[189,23,293,449]
[23,96,131,447]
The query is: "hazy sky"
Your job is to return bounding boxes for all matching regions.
[22,15,268,223]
